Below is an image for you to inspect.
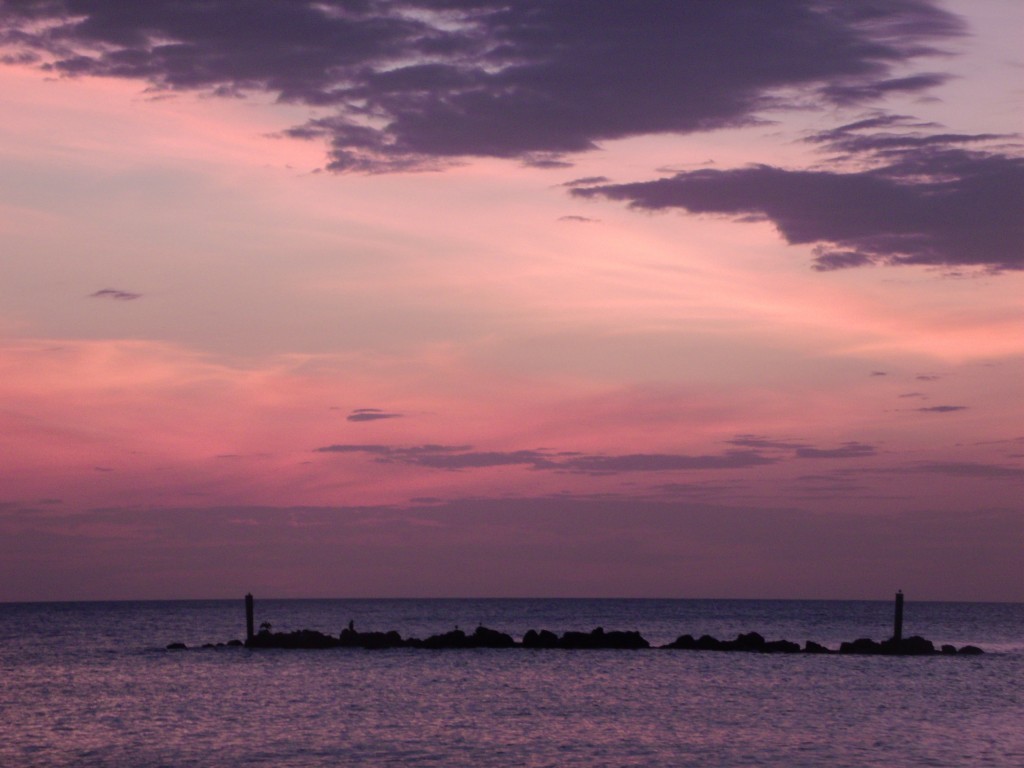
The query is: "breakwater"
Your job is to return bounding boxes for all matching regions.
[165,593,983,655]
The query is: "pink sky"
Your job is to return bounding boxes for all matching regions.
[0,0,1021,601]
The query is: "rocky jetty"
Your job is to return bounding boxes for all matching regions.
[664,631,800,653]
[837,636,984,656]
[165,592,984,656]
[522,627,649,649]
[168,626,983,655]
[241,624,647,650]
[662,631,982,655]
[240,624,518,650]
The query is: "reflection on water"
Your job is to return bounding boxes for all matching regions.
[1,599,1021,767]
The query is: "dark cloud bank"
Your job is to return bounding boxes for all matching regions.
[3,1,1019,271]
[0,0,962,166]
[573,116,1024,271]
[315,436,877,474]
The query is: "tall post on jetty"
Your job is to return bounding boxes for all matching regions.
[245,593,255,644]
[893,590,904,643]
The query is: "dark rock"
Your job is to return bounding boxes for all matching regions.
[883,636,935,655]
[339,629,407,649]
[560,628,601,648]
[600,630,649,649]
[841,635,936,655]
[166,642,187,650]
[763,639,801,653]
[547,627,649,649]
[733,632,766,651]
[662,634,697,650]
[522,629,559,648]
[247,628,339,649]
[840,637,882,654]
[419,628,470,649]
[226,639,243,647]
[337,627,359,646]
[222,614,979,658]
[410,626,514,649]
[958,645,984,655]
[374,631,406,649]
[695,634,723,651]
[557,630,593,649]
[470,625,516,648]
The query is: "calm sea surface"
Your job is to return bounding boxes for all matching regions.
[1,599,1021,767]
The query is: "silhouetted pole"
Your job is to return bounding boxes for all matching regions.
[245,593,255,643]
[893,590,904,643]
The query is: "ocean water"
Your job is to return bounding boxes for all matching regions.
[0,599,1021,767]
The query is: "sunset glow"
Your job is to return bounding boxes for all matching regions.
[1,0,1021,601]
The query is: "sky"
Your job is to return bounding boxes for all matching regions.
[0,0,1021,602]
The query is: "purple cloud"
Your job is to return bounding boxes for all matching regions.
[907,461,1024,479]
[727,435,807,451]
[346,408,403,423]
[558,451,775,474]
[0,1,963,171]
[572,121,1024,271]
[793,443,876,460]
[820,73,953,105]
[847,461,1024,481]
[315,437,879,474]
[314,443,775,474]
[559,177,610,188]
[90,288,141,301]
[314,444,396,455]
[916,405,967,413]
[728,435,876,459]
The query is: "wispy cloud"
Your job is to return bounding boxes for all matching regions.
[314,443,776,474]
[727,435,876,459]
[557,451,774,474]
[820,73,953,105]
[314,435,879,475]
[90,289,141,301]
[346,408,403,423]
[793,443,877,459]
[908,461,1024,479]
[916,405,967,413]
[558,177,610,188]
[728,436,807,451]
[854,461,1024,480]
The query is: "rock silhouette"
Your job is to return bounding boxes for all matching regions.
[665,632,803,653]
[169,592,986,657]
[178,624,984,656]
[839,635,937,655]
[530,627,649,650]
